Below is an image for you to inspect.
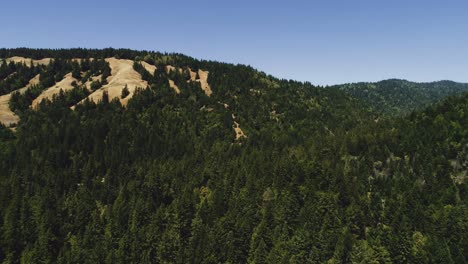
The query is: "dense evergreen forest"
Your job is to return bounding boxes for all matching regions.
[334,79,468,115]
[0,48,467,263]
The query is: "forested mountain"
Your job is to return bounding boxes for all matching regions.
[334,79,468,115]
[0,48,467,263]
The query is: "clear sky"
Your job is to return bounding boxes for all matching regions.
[1,0,467,85]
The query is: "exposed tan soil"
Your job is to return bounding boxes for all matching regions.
[168,80,181,94]
[141,61,157,75]
[0,74,40,126]
[233,121,247,140]
[75,58,148,107]
[32,73,78,108]
[197,69,212,96]
[5,56,51,66]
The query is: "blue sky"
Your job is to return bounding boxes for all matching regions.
[1,0,467,85]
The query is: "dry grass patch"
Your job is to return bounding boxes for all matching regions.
[5,56,51,67]
[75,58,148,107]
[32,73,79,108]
[0,74,40,126]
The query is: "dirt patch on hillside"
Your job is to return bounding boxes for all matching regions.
[5,57,51,67]
[32,73,78,108]
[165,65,183,74]
[188,68,197,81]
[22,74,41,91]
[141,61,157,75]
[233,121,246,140]
[75,58,148,107]
[231,113,246,140]
[168,80,180,94]
[0,95,18,127]
[0,74,40,126]
[197,69,212,96]
[165,66,211,96]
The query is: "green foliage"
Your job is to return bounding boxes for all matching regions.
[71,61,81,79]
[0,48,467,263]
[9,84,45,113]
[90,80,102,91]
[335,79,468,116]
[0,61,39,95]
[121,85,130,99]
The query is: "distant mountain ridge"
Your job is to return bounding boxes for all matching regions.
[334,78,468,115]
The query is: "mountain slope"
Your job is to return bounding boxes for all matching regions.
[0,48,466,263]
[0,55,216,126]
[334,79,468,115]
[0,74,40,126]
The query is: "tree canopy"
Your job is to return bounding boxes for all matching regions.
[0,48,467,263]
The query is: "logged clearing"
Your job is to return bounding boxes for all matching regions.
[5,56,51,66]
[0,74,40,126]
[233,121,246,140]
[231,113,246,140]
[0,95,18,127]
[197,69,212,96]
[165,65,183,74]
[165,65,176,73]
[188,68,197,81]
[1,57,214,125]
[25,74,41,90]
[165,66,211,96]
[32,73,78,108]
[141,61,157,75]
[168,80,180,94]
[186,68,212,96]
[76,58,148,107]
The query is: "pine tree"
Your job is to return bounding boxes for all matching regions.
[121,84,130,99]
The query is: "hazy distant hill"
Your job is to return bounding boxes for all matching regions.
[334,79,468,115]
